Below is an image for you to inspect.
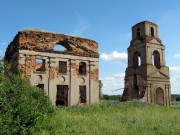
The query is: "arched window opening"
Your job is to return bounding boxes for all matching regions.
[133,52,141,68]
[79,62,86,75]
[54,44,66,51]
[137,28,140,38]
[152,50,161,69]
[151,27,154,37]
[138,56,141,66]
[152,55,155,65]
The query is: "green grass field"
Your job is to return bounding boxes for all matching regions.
[41,101,180,135]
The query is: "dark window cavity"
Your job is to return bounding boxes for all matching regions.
[56,85,68,106]
[152,50,161,69]
[59,61,67,73]
[37,84,44,90]
[79,62,86,75]
[137,28,140,38]
[79,86,86,103]
[150,27,154,37]
[133,74,139,99]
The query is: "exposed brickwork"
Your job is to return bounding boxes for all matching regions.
[49,66,58,80]
[5,31,99,60]
[90,69,99,81]
[71,64,78,76]
[5,30,99,79]
[130,35,162,45]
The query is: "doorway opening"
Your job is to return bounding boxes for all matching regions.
[156,87,164,106]
[133,74,139,99]
[79,86,87,103]
[56,85,68,106]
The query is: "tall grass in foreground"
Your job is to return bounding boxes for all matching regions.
[41,101,180,135]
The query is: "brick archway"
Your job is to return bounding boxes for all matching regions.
[155,87,164,106]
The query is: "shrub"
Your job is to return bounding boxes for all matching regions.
[176,97,180,101]
[0,61,54,134]
[102,94,121,101]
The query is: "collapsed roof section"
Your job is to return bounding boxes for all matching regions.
[5,30,99,60]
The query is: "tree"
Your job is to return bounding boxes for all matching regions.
[0,59,54,134]
[99,80,103,99]
[176,96,180,101]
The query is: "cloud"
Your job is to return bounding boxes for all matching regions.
[169,67,180,94]
[100,51,127,64]
[101,73,125,95]
[70,13,89,36]
[169,67,180,80]
[170,67,180,72]
[174,54,180,58]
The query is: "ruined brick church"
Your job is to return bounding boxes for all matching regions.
[121,21,171,106]
[5,21,171,106]
[5,30,99,106]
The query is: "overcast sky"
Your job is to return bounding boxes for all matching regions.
[0,0,180,95]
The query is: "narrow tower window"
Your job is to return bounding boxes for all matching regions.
[138,56,141,66]
[133,52,141,68]
[137,28,140,38]
[152,50,161,69]
[151,27,154,37]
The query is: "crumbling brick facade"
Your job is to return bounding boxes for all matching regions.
[5,30,99,106]
[121,21,171,106]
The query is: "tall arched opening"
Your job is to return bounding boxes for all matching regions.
[152,50,161,69]
[155,87,164,106]
[133,52,141,68]
[150,27,155,37]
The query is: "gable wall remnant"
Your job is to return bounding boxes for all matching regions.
[5,31,99,61]
[5,30,99,106]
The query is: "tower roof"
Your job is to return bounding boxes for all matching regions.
[132,21,158,29]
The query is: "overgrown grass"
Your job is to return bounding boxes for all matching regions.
[22,28,47,32]
[41,101,180,135]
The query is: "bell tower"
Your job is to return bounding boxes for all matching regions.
[121,21,171,106]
